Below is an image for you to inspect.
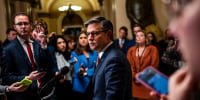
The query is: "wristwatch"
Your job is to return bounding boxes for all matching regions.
[6,87,10,93]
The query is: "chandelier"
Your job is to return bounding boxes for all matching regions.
[58,4,82,11]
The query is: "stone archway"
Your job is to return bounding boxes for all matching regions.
[57,11,87,35]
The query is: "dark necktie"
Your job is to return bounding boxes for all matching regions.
[25,41,43,87]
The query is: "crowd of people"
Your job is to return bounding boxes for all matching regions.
[0,0,200,99]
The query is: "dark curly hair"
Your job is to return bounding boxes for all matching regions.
[51,35,71,60]
[147,32,157,45]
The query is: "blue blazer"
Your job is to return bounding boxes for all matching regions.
[1,38,55,100]
[91,43,132,100]
[71,50,98,93]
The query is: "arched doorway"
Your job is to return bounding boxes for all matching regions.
[62,13,83,41]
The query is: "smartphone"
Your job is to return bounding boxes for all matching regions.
[38,67,48,72]
[17,79,32,87]
[69,58,76,64]
[136,66,168,95]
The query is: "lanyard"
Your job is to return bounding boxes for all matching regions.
[137,46,146,72]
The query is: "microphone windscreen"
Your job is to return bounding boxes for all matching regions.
[60,66,69,75]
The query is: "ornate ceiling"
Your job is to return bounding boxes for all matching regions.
[38,0,100,16]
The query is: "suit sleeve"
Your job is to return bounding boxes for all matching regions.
[0,85,8,94]
[104,56,131,100]
[1,47,25,84]
[1,47,38,90]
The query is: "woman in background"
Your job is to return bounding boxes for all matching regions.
[147,32,160,51]
[127,30,159,100]
[67,35,76,53]
[51,35,73,100]
[71,31,98,100]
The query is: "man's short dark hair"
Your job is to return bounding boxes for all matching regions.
[133,24,144,30]
[84,16,113,40]
[12,12,32,24]
[6,28,16,34]
[119,26,128,35]
[133,24,143,30]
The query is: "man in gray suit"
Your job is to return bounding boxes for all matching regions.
[85,17,132,100]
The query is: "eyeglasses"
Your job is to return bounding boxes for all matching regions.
[15,22,30,26]
[86,31,106,37]
[162,0,191,18]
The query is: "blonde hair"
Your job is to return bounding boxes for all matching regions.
[135,30,150,46]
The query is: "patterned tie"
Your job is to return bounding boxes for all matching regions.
[96,57,100,67]
[120,40,123,49]
[25,41,43,87]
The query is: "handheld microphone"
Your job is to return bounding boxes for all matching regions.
[40,66,69,99]
[56,66,69,80]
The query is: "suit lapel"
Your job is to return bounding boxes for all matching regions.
[33,41,40,69]
[92,43,114,84]
[80,54,88,68]
[14,39,33,70]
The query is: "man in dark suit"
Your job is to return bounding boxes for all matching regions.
[2,28,17,46]
[1,12,54,100]
[113,26,130,55]
[85,17,132,100]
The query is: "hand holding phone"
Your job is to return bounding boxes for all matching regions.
[69,58,76,64]
[38,67,48,72]
[16,79,32,87]
[136,66,168,95]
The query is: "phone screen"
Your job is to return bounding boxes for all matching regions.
[136,67,168,94]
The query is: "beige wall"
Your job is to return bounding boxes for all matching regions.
[115,0,132,40]
[0,0,7,42]
[152,0,169,39]
[39,17,58,36]
[105,0,168,41]
[102,0,117,39]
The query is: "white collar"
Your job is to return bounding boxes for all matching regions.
[98,41,113,59]
[17,36,33,45]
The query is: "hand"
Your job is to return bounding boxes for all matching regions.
[48,32,56,38]
[168,67,196,100]
[27,70,46,81]
[37,33,46,48]
[55,71,66,83]
[47,32,56,43]
[7,82,29,92]
[150,91,168,100]
[70,57,78,65]
[133,78,141,85]
[79,64,88,77]
[32,26,47,48]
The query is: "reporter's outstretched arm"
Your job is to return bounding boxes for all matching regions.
[7,82,29,92]
[0,82,29,93]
